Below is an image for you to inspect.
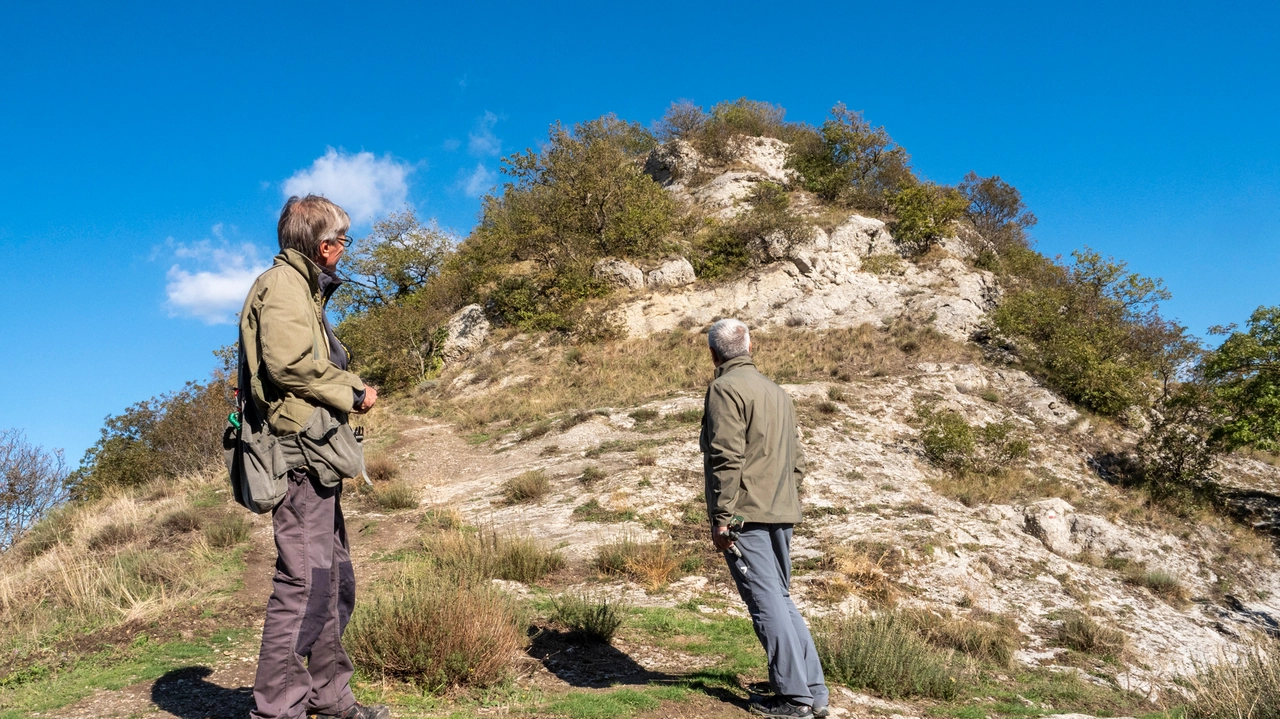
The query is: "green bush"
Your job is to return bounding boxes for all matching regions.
[917,406,1029,474]
[786,103,916,212]
[1201,305,1280,452]
[813,611,965,699]
[550,592,626,642]
[346,563,525,691]
[991,247,1197,416]
[958,172,1037,251]
[690,182,815,280]
[889,183,967,256]
[657,98,794,165]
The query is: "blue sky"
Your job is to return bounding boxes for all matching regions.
[2,1,1277,460]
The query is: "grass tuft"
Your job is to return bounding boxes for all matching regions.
[579,465,606,486]
[203,514,251,548]
[1057,611,1127,657]
[550,593,626,642]
[364,454,400,483]
[159,508,203,535]
[371,480,418,510]
[813,611,965,700]
[594,537,691,591]
[502,470,551,504]
[420,530,564,585]
[87,522,139,551]
[1182,639,1280,719]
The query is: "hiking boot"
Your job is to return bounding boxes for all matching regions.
[749,697,813,718]
[813,705,830,718]
[313,704,391,719]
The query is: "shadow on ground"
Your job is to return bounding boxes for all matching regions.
[527,626,749,710]
[151,666,253,719]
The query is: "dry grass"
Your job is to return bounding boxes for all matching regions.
[901,608,1021,667]
[203,513,251,548]
[364,453,400,483]
[579,466,606,487]
[371,480,418,510]
[594,537,694,591]
[159,507,203,535]
[550,592,626,642]
[1181,639,1280,719]
[929,467,1082,508]
[1057,611,1127,658]
[635,449,657,467]
[1121,564,1189,605]
[87,522,139,551]
[419,507,465,531]
[345,561,525,692]
[502,470,551,504]
[823,541,903,606]
[813,611,965,700]
[416,324,973,430]
[420,530,564,585]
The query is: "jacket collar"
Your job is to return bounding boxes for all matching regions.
[276,248,324,297]
[714,354,755,379]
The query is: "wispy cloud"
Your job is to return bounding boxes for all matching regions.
[461,164,497,198]
[282,148,412,225]
[162,227,270,324]
[468,111,502,157]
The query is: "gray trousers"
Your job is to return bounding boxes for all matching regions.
[724,523,829,708]
[251,469,356,719]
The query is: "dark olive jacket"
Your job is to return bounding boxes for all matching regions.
[699,355,805,527]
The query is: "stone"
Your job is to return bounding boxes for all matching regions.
[646,258,696,288]
[592,258,644,290]
[439,304,490,364]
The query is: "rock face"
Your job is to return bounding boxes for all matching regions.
[592,258,644,290]
[439,304,490,364]
[616,214,999,342]
[646,258,697,288]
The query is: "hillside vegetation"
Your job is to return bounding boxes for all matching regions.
[4,98,1280,719]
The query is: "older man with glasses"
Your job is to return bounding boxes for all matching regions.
[239,194,386,719]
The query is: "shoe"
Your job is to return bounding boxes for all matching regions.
[313,704,391,719]
[749,697,813,718]
[813,706,829,718]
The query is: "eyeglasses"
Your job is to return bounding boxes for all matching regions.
[326,234,354,248]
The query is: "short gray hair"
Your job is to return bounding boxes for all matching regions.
[277,194,350,258]
[708,319,751,361]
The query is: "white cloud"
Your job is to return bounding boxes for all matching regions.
[163,237,270,325]
[468,111,501,156]
[282,148,412,225]
[462,163,497,198]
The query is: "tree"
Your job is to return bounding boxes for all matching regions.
[331,210,457,319]
[0,429,68,550]
[888,183,967,256]
[958,172,1037,250]
[786,103,915,211]
[1201,305,1280,451]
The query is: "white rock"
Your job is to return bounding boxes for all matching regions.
[440,304,490,364]
[646,258,697,288]
[592,258,644,290]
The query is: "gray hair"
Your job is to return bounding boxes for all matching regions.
[708,319,751,361]
[277,194,350,258]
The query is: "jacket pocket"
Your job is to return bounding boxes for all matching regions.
[297,405,364,487]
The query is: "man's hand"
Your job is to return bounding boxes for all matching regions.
[356,385,378,413]
[712,526,735,552]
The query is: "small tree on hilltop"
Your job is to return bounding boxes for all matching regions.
[1202,306,1280,452]
[786,103,915,211]
[0,429,68,550]
[331,210,457,319]
[958,172,1038,251]
[889,183,967,256]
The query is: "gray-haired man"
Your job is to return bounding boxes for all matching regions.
[700,319,829,719]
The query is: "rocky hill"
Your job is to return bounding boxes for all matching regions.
[3,126,1278,719]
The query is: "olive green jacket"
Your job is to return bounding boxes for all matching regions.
[238,249,365,435]
[699,355,805,527]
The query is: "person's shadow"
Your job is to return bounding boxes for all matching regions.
[150,666,254,719]
[526,626,749,710]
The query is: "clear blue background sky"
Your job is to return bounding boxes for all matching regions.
[2,1,1277,461]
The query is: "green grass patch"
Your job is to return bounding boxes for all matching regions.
[541,686,690,719]
[572,499,637,523]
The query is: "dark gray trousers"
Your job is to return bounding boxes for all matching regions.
[724,523,829,708]
[251,469,356,719]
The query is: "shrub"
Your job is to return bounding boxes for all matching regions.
[635,449,657,467]
[550,592,626,642]
[1058,611,1127,657]
[594,537,689,590]
[786,103,916,212]
[900,608,1020,667]
[372,481,418,510]
[204,513,251,548]
[917,406,1028,474]
[1182,640,1280,719]
[888,183,966,256]
[421,530,564,585]
[1202,305,1280,452]
[345,564,525,691]
[813,612,964,700]
[657,98,793,165]
[503,470,551,504]
[1122,564,1188,604]
[860,253,905,276]
[329,210,457,319]
[459,114,677,334]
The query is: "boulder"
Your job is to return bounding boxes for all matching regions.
[440,304,490,364]
[592,258,644,290]
[647,258,696,288]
